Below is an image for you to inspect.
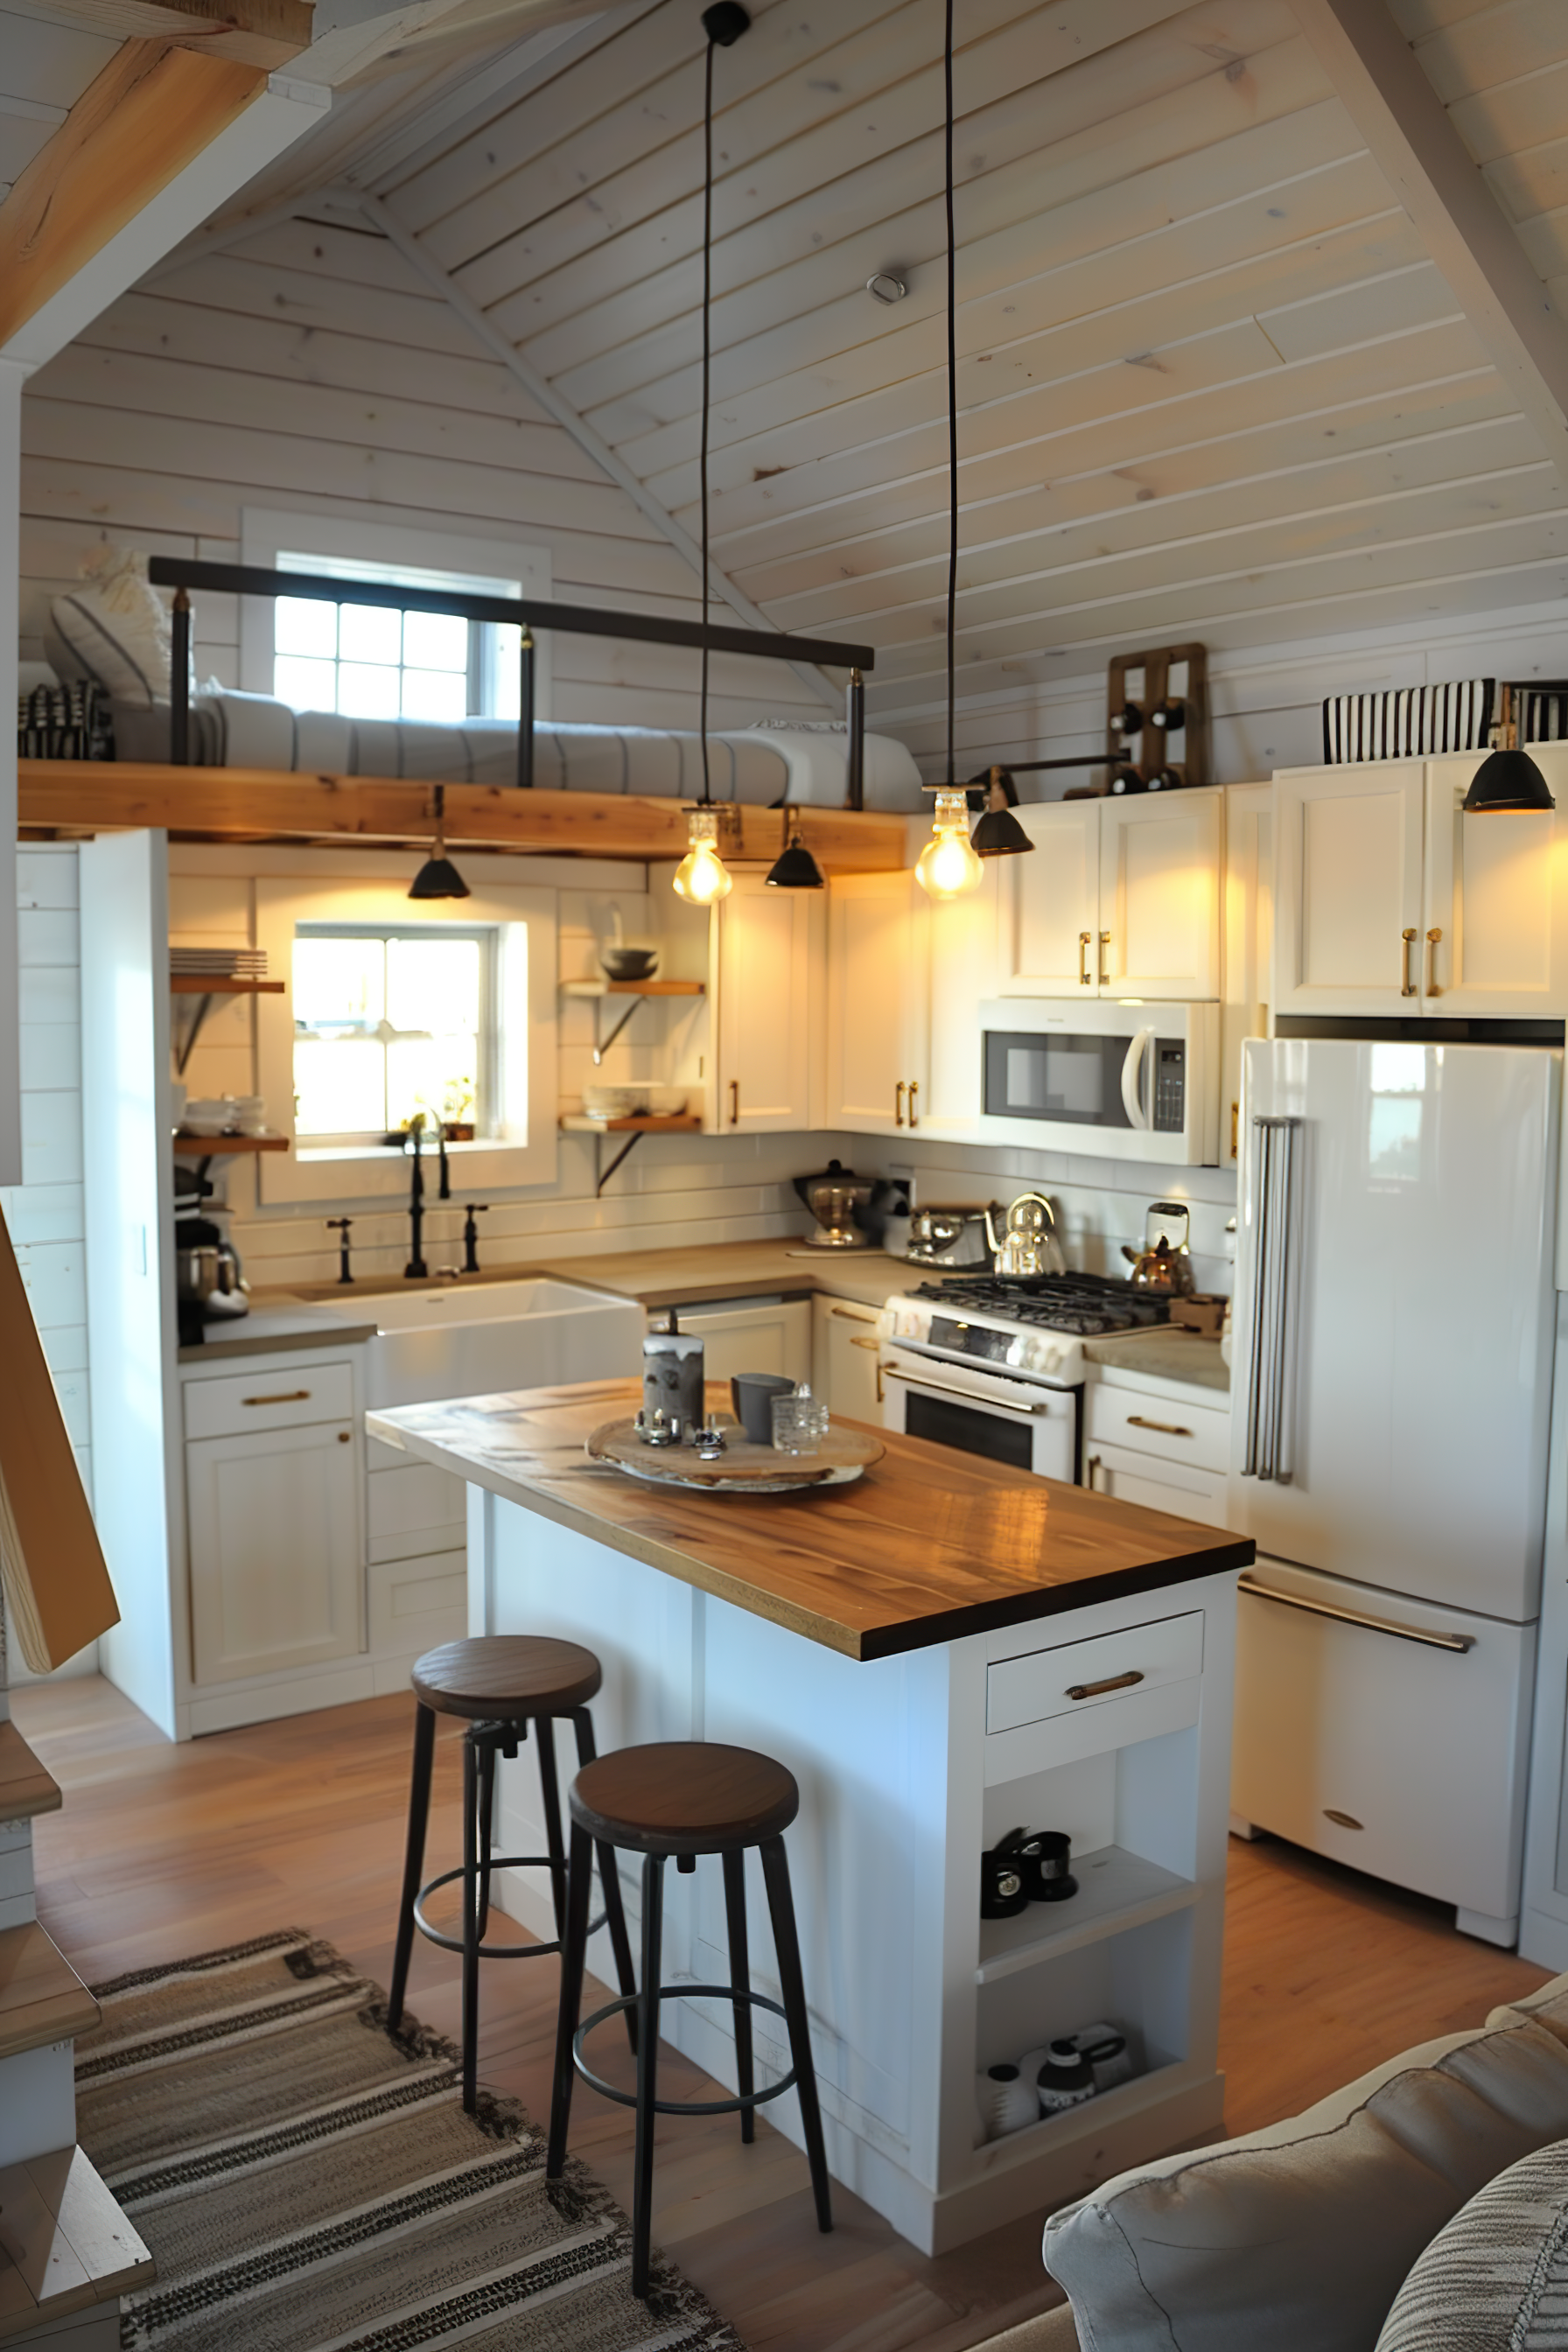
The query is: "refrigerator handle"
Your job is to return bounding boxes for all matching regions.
[1242,1113,1302,1482]
[1238,1574,1474,1655]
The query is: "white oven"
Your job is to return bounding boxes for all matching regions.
[879,1342,1077,1480]
[977,998,1220,1165]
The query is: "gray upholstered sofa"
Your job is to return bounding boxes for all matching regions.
[984,1966,1568,2351]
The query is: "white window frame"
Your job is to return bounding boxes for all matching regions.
[255,876,557,1207]
[238,509,552,718]
[290,920,498,1148]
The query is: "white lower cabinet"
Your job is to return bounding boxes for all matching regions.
[186,1416,363,1684]
[1082,1375,1232,1530]
[670,1294,812,1386]
[1084,1442,1228,1529]
[811,1292,884,1422]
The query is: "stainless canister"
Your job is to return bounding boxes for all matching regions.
[641,1314,705,1439]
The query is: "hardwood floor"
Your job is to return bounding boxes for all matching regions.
[12,1674,1555,2352]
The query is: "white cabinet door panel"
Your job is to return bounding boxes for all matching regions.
[1424,751,1564,1016]
[1005,802,1099,995]
[716,875,816,1131]
[187,1419,363,1685]
[824,872,926,1134]
[1100,792,1222,999]
[1274,763,1424,1014]
[811,1293,884,1423]
[674,1298,811,1387]
[921,864,1002,1138]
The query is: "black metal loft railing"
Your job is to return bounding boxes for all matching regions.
[146,558,877,809]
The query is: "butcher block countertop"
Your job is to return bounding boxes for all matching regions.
[367,1378,1252,1662]
[268,1238,904,1314]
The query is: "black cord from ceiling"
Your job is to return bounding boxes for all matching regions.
[943,0,957,789]
[697,4,750,809]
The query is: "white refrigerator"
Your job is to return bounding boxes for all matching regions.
[1228,1036,1560,1945]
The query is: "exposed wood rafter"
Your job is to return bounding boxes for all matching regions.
[1290,0,1568,495]
[0,40,270,350]
[19,0,313,68]
[352,186,843,711]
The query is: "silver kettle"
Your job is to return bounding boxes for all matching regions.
[986,1193,1067,1278]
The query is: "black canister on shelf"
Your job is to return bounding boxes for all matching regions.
[979,1834,1031,1919]
[1037,2038,1097,2114]
[1015,1829,1077,1904]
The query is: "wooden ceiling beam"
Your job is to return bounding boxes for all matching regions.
[20,0,312,68]
[1289,0,1568,494]
[17,762,909,872]
[0,41,271,349]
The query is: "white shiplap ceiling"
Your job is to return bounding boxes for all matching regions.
[0,4,120,204]
[144,0,1568,764]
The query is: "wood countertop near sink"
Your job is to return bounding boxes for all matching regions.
[368,1377,1252,1661]
[266,1239,906,1314]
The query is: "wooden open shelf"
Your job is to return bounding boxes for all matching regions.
[170,976,284,995]
[173,1133,289,1155]
[561,978,706,998]
[560,1114,703,1134]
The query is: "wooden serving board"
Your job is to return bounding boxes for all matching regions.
[587,1413,883,1492]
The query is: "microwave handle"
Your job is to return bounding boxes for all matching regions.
[1120,1026,1154,1130]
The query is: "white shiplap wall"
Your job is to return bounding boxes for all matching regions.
[5,845,96,1683]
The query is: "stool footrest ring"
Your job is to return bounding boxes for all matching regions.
[413,1858,609,1962]
[573,1984,798,2116]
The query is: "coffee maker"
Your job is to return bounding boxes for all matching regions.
[174,1165,248,1346]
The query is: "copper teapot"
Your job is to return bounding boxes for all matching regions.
[1122,1200,1196,1296]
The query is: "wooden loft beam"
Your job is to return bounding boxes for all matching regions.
[21,0,312,67]
[17,761,911,873]
[0,42,271,350]
[1290,0,1568,494]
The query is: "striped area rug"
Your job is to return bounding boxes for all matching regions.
[73,1927,744,2352]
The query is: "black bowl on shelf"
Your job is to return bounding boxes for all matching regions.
[600,946,660,982]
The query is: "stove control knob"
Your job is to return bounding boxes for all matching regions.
[1025,1335,1063,1375]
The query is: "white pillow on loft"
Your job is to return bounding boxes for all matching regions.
[50,546,172,710]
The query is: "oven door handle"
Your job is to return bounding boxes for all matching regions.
[882,1364,1055,1418]
[1120,1026,1155,1130]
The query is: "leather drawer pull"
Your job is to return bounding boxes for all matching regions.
[1126,1415,1193,1438]
[1067,1669,1144,1701]
[242,1390,312,1406]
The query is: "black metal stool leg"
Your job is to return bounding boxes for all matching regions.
[536,1715,569,1944]
[475,1733,498,1942]
[461,1730,480,2112]
[722,1849,754,2145]
[388,1703,436,2033]
[631,1852,666,2300]
[547,1820,594,2180]
[572,1712,638,2054]
[760,1835,832,2234]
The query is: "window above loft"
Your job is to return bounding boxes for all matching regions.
[273,556,524,723]
[291,924,492,1146]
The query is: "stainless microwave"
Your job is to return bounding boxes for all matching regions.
[976,998,1221,1165]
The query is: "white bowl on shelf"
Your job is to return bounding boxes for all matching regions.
[581,1085,637,1121]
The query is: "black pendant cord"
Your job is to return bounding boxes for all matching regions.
[943,0,957,790]
[699,33,715,808]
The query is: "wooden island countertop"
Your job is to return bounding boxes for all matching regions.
[367,1378,1252,1661]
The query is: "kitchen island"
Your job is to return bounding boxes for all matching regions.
[368,1379,1251,2252]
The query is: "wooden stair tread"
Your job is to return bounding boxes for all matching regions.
[0,2145,153,2339]
[0,1924,98,2062]
[0,1722,60,1823]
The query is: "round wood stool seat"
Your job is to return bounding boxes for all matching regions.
[410,1635,602,1721]
[570,1740,799,1856]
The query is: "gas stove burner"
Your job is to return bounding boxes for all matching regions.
[910,1272,1172,1337]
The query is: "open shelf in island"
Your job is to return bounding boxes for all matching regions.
[976,1848,1200,1984]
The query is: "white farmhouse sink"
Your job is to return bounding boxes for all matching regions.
[311,1278,644,1409]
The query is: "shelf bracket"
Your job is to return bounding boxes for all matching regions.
[592,998,645,1067]
[172,991,218,1076]
[594,1129,645,1195]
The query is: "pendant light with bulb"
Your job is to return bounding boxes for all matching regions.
[914,0,984,902]
[672,2,751,906]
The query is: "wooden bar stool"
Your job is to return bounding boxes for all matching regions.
[387,1635,638,2112]
[547,1740,833,2297]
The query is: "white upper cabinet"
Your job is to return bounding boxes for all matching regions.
[1423,749,1567,1018]
[920,863,1003,1140]
[823,871,928,1136]
[1222,783,1274,1167]
[1003,792,1222,1000]
[1100,792,1222,999]
[1005,802,1100,994]
[715,872,818,1133]
[1273,762,1424,1015]
[1274,752,1567,1018]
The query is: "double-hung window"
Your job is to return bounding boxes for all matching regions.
[292,924,492,1145]
[270,554,525,723]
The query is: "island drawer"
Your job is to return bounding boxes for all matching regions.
[987,1612,1205,1735]
[1084,1386,1229,1474]
[185,1362,356,1441]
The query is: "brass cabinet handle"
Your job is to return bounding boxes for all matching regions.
[1231,1100,1239,1161]
[337,1431,351,1443]
[1127,1414,1194,1438]
[907,1078,920,1128]
[1079,930,1093,986]
[849,1334,880,1349]
[1068,1670,1144,1701]
[1098,929,1110,986]
[729,1079,739,1126]
[1426,927,1442,997]
[894,1080,906,1127]
[1400,928,1418,996]
[1085,1453,1102,1491]
[832,1306,874,1322]
[242,1390,312,1406]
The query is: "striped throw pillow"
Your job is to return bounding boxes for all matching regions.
[1376,2138,1568,2350]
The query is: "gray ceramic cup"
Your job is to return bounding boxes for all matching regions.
[730,1373,794,1445]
